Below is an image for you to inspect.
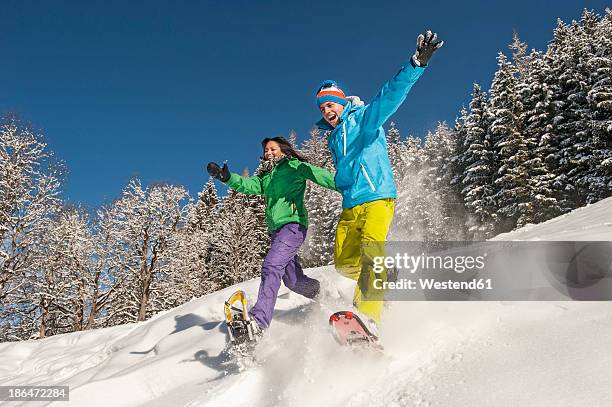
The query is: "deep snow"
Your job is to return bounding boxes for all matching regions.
[1,197,611,407]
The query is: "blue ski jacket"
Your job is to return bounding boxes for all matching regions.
[316,58,426,209]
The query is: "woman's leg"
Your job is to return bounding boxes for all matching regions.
[283,256,320,299]
[280,224,320,298]
[250,223,306,329]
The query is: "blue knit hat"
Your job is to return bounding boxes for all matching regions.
[316,80,347,107]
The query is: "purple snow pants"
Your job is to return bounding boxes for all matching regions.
[250,223,320,329]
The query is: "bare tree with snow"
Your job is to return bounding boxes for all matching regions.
[0,117,64,341]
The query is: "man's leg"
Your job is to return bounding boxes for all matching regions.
[250,223,305,328]
[334,206,363,280]
[353,199,395,323]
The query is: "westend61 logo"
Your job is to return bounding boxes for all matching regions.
[372,253,487,274]
[366,241,612,301]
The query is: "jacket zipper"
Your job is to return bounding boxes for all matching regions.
[360,164,376,192]
[342,122,347,156]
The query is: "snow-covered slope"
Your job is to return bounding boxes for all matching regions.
[1,197,611,407]
[493,196,612,241]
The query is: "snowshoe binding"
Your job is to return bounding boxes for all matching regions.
[224,290,262,369]
[329,311,383,351]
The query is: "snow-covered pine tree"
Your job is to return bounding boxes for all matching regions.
[386,122,409,181]
[392,136,429,240]
[519,49,562,223]
[420,122,464,240]
[448,109,470,238]
[582,10,612,202]
[288,130,298,149]
[162,179,220,307]
[452,107,469,183]
[187,179,219,234]
[509,30,530,78]
[543,19,573,212]
[564,12,604,206]
[489,52,532,230]
[461,84,497,239]
[546,17,594,209]
[207,185,269,290]
[0,117,64,341]
[300,128,341,267]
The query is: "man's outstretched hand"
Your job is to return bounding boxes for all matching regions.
[413,30,444,66]
[207,162,230,182]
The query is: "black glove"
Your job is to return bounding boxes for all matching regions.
[413,30,444,67]
[207,162,230,182]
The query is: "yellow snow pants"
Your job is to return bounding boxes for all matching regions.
[334,198,395,323]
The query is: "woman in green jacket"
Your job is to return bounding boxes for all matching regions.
[207,137,336,331]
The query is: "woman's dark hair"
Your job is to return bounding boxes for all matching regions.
[261,137,308,162]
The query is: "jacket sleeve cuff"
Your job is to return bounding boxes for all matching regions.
[226,172,240,186]
[410,54,427,68]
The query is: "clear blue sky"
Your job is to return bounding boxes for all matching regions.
[1,1,607,209]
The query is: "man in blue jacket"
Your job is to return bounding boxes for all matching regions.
[316,30,443,328]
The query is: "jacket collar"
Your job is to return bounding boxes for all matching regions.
[256,156,290,176]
